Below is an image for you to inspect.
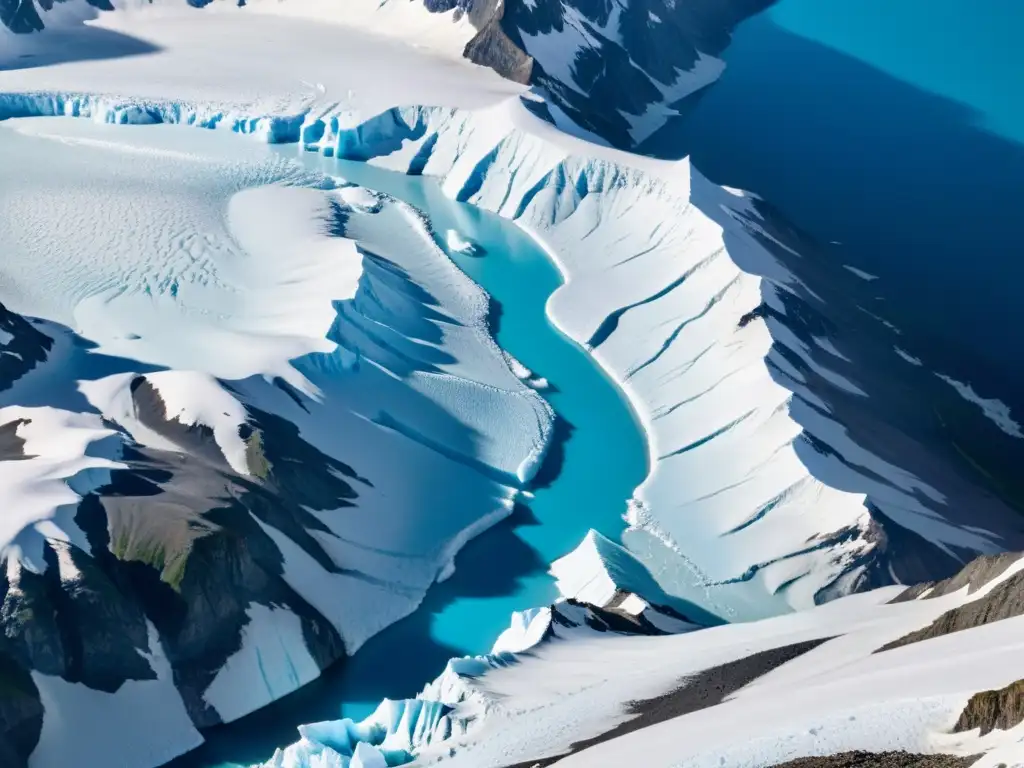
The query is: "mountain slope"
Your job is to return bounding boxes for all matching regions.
[0,116,551,766]
[2,1,1023,765]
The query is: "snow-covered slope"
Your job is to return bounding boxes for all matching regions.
[5,12,1018,616]
[0,114,551,767]
[259,530,701,768]
[263,545,1024,768]
[444,548,1024,768]
[2,0,1023,765]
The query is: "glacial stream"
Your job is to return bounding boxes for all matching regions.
[169,151,649,766]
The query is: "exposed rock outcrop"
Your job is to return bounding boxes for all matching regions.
[0,302,52,394]
[891,552,1024,603]
[0,648,42,768]
[463,0,533,84]
[955,678,1024,736]
[770,752,979,768]
[879,566,1024,652]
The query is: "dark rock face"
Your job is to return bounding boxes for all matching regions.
[0,420,31,461]
[891,552,1024,603]
[0,350,370,749]
[550,598,678,637]
[955,678,1024,736]
[0,650,42,768]
[0,303,52,394]
[879,566,1024,653]
[57,378,369,727]
[496,0,774,147]
[770,752,979,768]
[463,0,533,83]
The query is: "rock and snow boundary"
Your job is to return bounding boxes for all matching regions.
[0,113,553,767]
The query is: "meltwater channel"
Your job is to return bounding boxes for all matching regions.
[170,149,650,766]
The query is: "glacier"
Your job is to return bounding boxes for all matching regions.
[2,0,1023,766]
[261,538,1024,768]
[0,112,553,766]
[288,97,1024,617]
[257,529,698,768]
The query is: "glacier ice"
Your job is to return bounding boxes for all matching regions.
[1,1,1022,764]
[445,228,479,255]
[1,85,1019,764]
[292,97,1024,615]
[0,113,553,766]
[258,697,461,768]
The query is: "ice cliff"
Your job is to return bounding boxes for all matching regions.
[392,548,1024,767]
[261,546,1024,768]
[5,37,1003,620]
[1,0,769,149]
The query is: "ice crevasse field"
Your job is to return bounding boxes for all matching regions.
[1,1,1024,768]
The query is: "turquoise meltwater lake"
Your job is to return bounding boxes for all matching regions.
[168,152,649,766]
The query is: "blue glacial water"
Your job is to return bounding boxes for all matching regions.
[168,153,650,767]
[171,4,1024,763]
[647,0,1024,500]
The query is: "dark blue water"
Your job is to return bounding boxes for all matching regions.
[675,0,1024,378]
[168,154,649,767]
[649,0,1024,496]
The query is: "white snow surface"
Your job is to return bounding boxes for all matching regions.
[0,118,359,394]
[204,604,323,723]
[0,0,512,124]
[30,622,202,768]
[0,95,551,766]
[400,565,1024,768]
[446,228,478,254]
[289,96,1000,618]
[937,373,1024,439]
[0,406,123,571]
[263,546,1024,768]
